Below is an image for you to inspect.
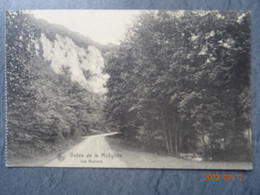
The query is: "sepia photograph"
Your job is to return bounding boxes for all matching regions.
[5,10,252,169]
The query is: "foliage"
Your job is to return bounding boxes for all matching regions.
[105,11,251,161]
[6,11,105,159]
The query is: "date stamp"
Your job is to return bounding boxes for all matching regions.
[204,174,244,181]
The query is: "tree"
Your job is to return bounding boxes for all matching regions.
[105,11,251,160]
[6,11,108,159]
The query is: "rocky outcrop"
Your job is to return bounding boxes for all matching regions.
[40,33,109,94]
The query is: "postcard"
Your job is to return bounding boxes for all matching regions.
[6,10,252,169]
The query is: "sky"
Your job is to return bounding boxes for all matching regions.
[30,10,141,45]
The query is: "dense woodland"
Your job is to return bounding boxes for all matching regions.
[105,11,251,161]
[6,11,106,159]
[6,11,251,162]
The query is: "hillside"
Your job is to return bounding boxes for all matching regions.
[6,10,252,166]
[6,11,109,162]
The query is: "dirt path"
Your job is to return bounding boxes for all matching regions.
[45,132,252,170]
[45,132,126,168]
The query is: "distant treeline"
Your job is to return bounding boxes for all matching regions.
[26,13,113,53]
[6,11,105,159]
[105,11,251,161]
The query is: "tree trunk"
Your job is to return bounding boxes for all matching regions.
[202,135,207,152]
[163,118,170,154]
[172,116,179,156]
[175,130,178,156]
[169,128,173,154]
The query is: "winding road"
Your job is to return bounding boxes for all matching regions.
[45,132,252,170]
[45,132,126,168]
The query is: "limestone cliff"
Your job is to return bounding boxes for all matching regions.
[39,33,109,94]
